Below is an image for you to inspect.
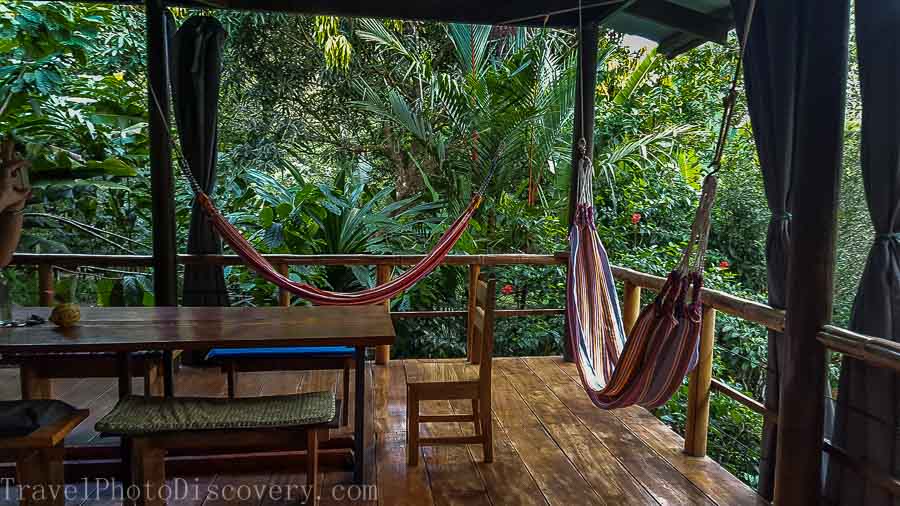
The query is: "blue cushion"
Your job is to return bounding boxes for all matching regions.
[206,346,355,360]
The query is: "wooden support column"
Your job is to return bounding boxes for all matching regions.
[375,264,392,365]
[277,263,291,307]
[467,263,482,364]
[563,20,599,362]
[622,281,641,335]
[146,0,177,308]
[774,0,849,503]
[685,305,715,457]
[37,264,54,306]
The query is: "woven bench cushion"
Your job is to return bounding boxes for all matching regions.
[96,392,336,436]
[0,400,79,438]
[206,346,354,360]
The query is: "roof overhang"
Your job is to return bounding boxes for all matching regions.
[62,0,734,56]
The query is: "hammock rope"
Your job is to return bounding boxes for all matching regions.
[152,79,497,305]
[567,0,753,409]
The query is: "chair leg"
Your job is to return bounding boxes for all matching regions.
[481,398,493,463]
[131,438,166,506]
[341,363,351,426]
[144,360,163,397]
[226,363,236,399]
[20,366,52,400]
[306,430,320,506]
[407,387,419,466]
[471,398,481,436]
[16,446,65,506]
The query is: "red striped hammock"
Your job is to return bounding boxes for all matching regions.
[196,191,481,305]
[567,152,716,409]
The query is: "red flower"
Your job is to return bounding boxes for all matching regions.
[631,212,642,225]
[719,260,730,269]
[501,284,514,295]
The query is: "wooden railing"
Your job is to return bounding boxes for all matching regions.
[10,251,900,485]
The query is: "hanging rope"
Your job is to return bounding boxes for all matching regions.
[567,0,757,409]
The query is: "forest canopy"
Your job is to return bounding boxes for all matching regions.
[0,1,871,487]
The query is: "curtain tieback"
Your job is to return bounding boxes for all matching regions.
[875,232,900,242]
[772,212,792,222]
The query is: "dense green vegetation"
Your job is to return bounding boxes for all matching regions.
[0,2,871,487]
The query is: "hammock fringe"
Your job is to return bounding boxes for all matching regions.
[567,154,712,410]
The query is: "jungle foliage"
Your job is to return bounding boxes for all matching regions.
[0,1,872,487]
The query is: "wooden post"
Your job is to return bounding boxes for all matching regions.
[467,263,482,364]
[375,264,392,365]
[563,21,599,362]
[146,0,177,307]
[37,264,54,306]
[277,263,291,307]
[622,281,641,335]
[685,305,716,457]
[774,1,849,503]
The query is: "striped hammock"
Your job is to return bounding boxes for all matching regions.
[195,191,481,306]
[568,151,716,409]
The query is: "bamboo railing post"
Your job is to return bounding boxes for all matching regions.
[622,281,641,335]
[276,263,291,307]
[375,264,392,365]
[467,263,482,364]
[38,263,54,306]
[685,304,716,457]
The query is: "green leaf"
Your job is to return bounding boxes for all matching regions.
[276,202,292,219]
[100,157,136,176]
[260,206,274,228]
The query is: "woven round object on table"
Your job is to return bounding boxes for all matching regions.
[96,392,336,436]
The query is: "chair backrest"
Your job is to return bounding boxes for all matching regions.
[472,276,497,382]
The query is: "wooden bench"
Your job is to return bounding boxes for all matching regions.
[206,346,353,425]
[95,392,337,506]
[0,401,89,506]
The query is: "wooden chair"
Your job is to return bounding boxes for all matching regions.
[96,393,337,506]
[0,401,89,506]
[405,277,496,466]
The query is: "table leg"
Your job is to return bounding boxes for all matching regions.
[353,346,366,484]
[162,350,175,397]
[116,352,133,501]
[117,352,132,398]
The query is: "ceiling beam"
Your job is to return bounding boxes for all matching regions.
[625,0,731,44]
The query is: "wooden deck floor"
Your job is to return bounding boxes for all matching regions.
[0,357,765,505]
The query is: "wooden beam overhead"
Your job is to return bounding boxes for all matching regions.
[58,0,734,50]
[625,0,731,43]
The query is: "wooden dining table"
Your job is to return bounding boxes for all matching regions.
[0,305,396,484]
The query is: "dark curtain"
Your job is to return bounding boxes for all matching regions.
[730,1,796,498]
[826,1,900,504]
[168,16,229,308]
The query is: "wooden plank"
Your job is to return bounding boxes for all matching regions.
[374,361,433,506]
[445,367,546,506]
[526,357,712,505]
[3,306,396,353]
[489,371,603,505]
[410,360,491,506]
[552,358,765,505]
[501,359,659,505]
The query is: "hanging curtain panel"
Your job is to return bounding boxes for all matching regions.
[169,16,230,309]
[826,1,900,503]
[729,1,797,498]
